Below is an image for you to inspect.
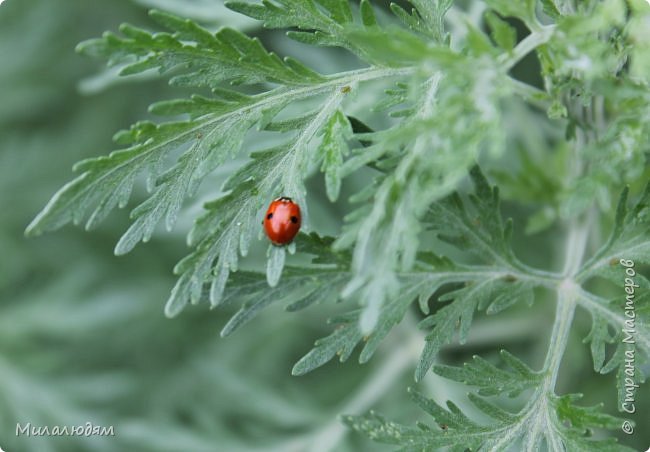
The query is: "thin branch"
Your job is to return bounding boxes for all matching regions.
[500,25,556,71]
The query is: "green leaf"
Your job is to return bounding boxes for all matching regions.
[167,139,322,315]
[343,23,463,67]
[25,11,345,243]
[417,276,535,381]
[389,3,430,37]
[336,56,512,334]
[227,0,353,29]
[345,388,518,451]
[547,99,568,119]
[539,0,561,20]
[266,244,286,287]
[359,0,377,27]
[542,0,627,82]
[465,20,498,57]
[484,11,517,52]
[319,110,352,202]
[220,266,348,337]
[578,289,649,409]
[410,171,553,375]
[347,388,636,451]
[25,94,259,243]
[426,166,528,270]
[434,350,542,397]
[226,0,357,50]
[554,394,623,432]
[484,0,538,29]
[405,0,453,42]
[293,254,463,375]
[577,183,650,282]
[550,394,635,451]
[78,10,325,87]
[180,233,351,336]
[31,12,418,317]
[163,85,354,315]
[228,0,452,63]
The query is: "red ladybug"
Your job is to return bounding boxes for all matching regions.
[263,197,301,245]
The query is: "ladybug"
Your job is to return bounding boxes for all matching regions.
[263,196,301,245]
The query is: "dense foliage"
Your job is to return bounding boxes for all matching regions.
[7,0,649,450]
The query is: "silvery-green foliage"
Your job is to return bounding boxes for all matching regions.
[25,0,650,450]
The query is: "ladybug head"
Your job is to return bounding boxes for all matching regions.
[276,196,293,202]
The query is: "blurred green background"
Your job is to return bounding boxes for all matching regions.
[0,0,647,451]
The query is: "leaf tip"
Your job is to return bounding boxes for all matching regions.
[359,310,378,335]
[164,297,185,319]
[24,219,42,238]
[291,361,306,376]
[113,241,131,256]
[147,8,167,20]
[266,244,286,287]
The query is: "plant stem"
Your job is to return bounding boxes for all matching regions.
[543,279,579,386]
[485,214,592,452]
[540,120,592,388]
[501,25,556,71]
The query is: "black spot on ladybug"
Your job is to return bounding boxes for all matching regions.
[267,213,273,220]
[290,216,298,224]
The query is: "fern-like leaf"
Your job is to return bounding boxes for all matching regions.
[347,357,635,451]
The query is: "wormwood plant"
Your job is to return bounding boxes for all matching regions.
[26,0,649,449]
